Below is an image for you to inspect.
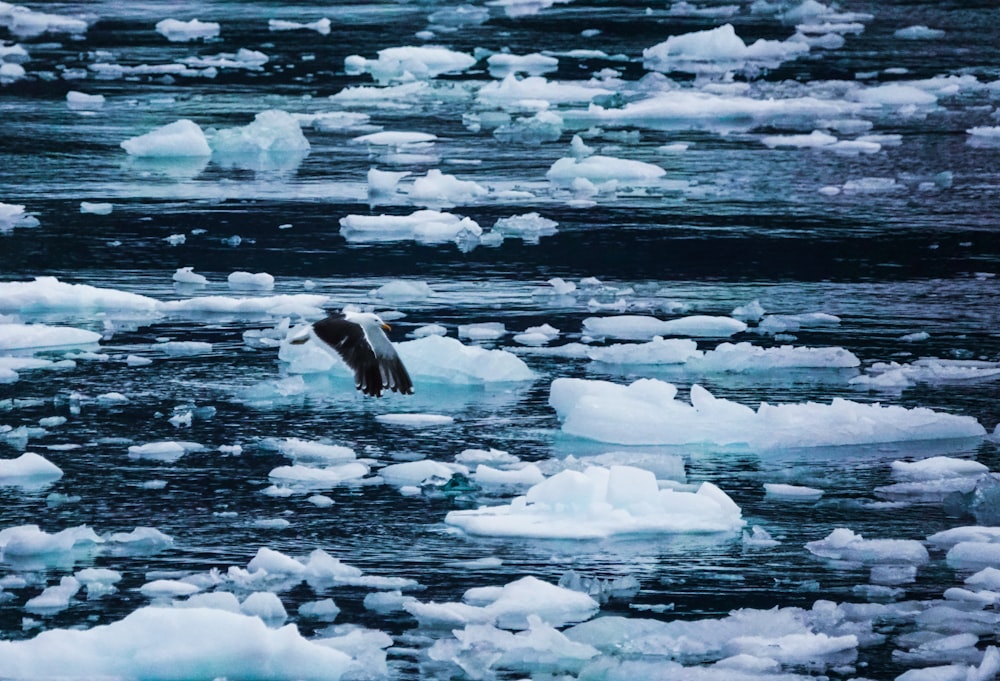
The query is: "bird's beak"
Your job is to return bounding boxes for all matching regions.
[381,323,392,331]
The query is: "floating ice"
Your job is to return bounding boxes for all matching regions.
[492,212,558,243]
[228,271,276,290]
[66,91,105,110]
[856,83,938,108]
[375,413,454,428]
[428,615,599,678]
[120,119,212,157]
[371,280,434,301]
[458,322,506,340]
[549,378,985,448]
[1,4,87,38]
[547,155,666,185]
[851,358,1000,390]
[476,74,614,107]
[268,18,331,35]
[583,314,746,340]
[806,528,929,565]
[127,441,204,463]
[274,438,357,464]
[0,606,354,680]
[158,294,329,318]
[643,23,809,76]
[367,168,410,196]
[0,524,101,559]
[0,452,62,486]
[268,462,370,489]
[408,169,489,206]
[340,210,481,245]
[241,591,287,623]
[155,18,221,42]
[472,463,545,487]
[80,201,112,215]
[180,48,269,71]
[352,131,437,146]
[585,337,701,364]
[0,323,100,350]
[487,52,559,78]
[765,483,824,501]
[407,575,599,629]
[0,203,39,232]
[283,333,534,385]
[345,45,476,83]
[210,110,309,156]
[141,579,201,599]
[378,459,467,487]
[173,267,208,285]
[25,576,80,613]
[445,465,744,538]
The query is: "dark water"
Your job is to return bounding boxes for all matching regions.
[2,1,1000,679]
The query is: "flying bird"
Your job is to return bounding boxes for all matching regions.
[291,311,414,397]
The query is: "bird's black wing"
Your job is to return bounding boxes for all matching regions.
[312,316,413,397]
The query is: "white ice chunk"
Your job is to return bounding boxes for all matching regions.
[408,169,489,205]
[643,23,809,75]
[0,323,100,350]
[173,267,208,285]
[140,579,201,598]
[549,377,984,448]
[492,212,558,242]
[210,110,310,155]
[764,483,824,500]
[806,528,929,565]
[370,280,434,300]
[155,18,221,42]
[379,459,468,487]
[66,91,105,110]
[0,524,102,558]
[268,18,331,35]
[0,606,353,679]
[228,271,275,290]
[120,119,212,157]
[340,209,481,245]
[346,45,476,83]
[241,591,287,624]
[80,201,112,215]
[0,203,39,232]
[891,456,988,481]
[583,315,746,339]
[547,155,666,185]
[0,452,62,485]
[25,576,80,613]
[268,462,370,488]
[446,465,744,538]
[127,441,204,463]
[375,413,454,428]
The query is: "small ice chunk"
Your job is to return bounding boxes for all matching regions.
[240,591,287,624]
[764,483,824,500]
[173,267,208,285]
[375,413,454,428]
[298,598,340,621]
[227,271,275,290]
[806,528,930,565]
[155,18,221,42]
[79,202,112,215]
[458,322,506,340]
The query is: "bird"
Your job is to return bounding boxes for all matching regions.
[290,311,414,397]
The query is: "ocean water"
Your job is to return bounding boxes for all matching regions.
[2,1,1000,679]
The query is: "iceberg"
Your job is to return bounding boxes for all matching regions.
[549,377,985,448]
[120,120,212,157]
[445,465,744,538]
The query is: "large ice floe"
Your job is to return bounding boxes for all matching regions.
[0,323,100,350]
[445,464,744,538]
[0,606,355,680]
[549,378,985,448]
[280,332,535,386]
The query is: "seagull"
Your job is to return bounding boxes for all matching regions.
[291,311,414,397]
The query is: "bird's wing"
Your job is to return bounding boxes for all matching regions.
[312,316,413,397]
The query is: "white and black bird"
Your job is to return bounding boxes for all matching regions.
[291,311,414,397]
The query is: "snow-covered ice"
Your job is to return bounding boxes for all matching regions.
[446,465,744,538]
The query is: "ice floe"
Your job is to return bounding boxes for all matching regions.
[0,606,355,680]
[582,314,747,339]
[549,378,985,448]
[0,323,100,350]
[445,464,744,538]
[281,333,535,385]
[345,45,476,83]
[154,18,220,42]
[643,23,810,76]
[340,209,481,245]
[406,575,598,629]
[120,119,212,157]
[0,202,39,232]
